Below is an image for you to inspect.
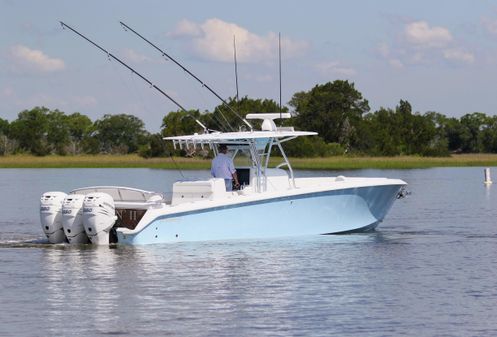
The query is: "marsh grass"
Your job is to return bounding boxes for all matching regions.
[0,154,206,169]
[1,154,497,169]
[280,154,497,170]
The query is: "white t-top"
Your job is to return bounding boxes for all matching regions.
[211,153,236,179]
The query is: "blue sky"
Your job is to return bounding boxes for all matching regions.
[2,0,497,131]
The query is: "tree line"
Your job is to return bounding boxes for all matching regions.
[1,80,496,157]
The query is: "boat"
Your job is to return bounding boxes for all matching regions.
[43,22,407,245]
[39,113,407,245]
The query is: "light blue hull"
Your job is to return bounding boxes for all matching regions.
[117,184,402,245]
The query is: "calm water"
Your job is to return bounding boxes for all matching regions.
[1,167,497,336]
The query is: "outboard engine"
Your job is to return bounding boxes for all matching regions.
[83,193,117,245]
[62,194,89,244]
[40,191,68,243]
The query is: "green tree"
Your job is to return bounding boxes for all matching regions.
[94,114,149,154]
[46,109,71,155]
[289,80,370,149]
[459,112,490,152]
[361,107,402,155]
[0,118,8,135]
[81,136,101,154]
[478,115,497,153]
[9,107,50,155]
[138,133,171,158]
[443,117,466,152]
[161,110,205,137]
[0,118,10,155]
[209,96,286,131]
[360,101,442,156]
[281,136,345,157]
[66,113,94,154]
[394,101,437,155]
[421,112,450,156]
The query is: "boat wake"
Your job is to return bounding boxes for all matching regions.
[0,237,53,248]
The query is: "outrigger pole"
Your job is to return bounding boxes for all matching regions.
[59,21,208,133]
[119,21,253,132]
[233,35,239,105]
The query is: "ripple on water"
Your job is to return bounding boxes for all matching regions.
[1,167,497,336]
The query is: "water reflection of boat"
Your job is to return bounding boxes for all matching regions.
[40,113,406,245]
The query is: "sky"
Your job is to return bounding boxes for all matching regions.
[2,0,497,132]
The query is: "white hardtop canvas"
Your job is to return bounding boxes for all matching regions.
[164,130,317,143]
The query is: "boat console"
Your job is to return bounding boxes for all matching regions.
[171,179,226,206]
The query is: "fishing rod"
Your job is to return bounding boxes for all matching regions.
[119,21,253,131]
[233,35,240,123]
[59,21,209,133]
[233,35,239,105]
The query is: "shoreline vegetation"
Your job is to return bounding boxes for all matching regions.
[5,82,497,161]
[2,154,497,170]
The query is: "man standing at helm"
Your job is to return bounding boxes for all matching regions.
[211,144,240,191]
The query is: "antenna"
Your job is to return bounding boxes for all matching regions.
[233,35,239,105]
[279,32,282,120]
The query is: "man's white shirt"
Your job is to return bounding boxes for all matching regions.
[211,153,236,179]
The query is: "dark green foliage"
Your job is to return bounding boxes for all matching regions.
[8,107,96,156]
[0,118,9,156]
[65,113,94,154]
[289,80,370,149]
[458,112,490,153]
[46,110,71,155]
[280,136,345,157]
[138,133,171,158]
[93,114,149,154]
[358,101,445,156]
[5,81,497,158]
[161,110,204,137]
[362,107,401,155]
[81,136,100,154]
[477,115,497,153]
[208,96,286,131]
[9,107,51,155]
[0,118,8,136]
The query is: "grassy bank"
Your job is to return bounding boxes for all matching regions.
[287,154,497,169]
[1,154,497,169]
[0,154,207,169]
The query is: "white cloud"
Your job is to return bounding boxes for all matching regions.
[168,18,309,63]
[315,61,356,77]
[379,21,475,68]
[376,43,404,69]
[404,21,453,48]
[443,49,475,64]
[411,52,425,63]
[389,59,404,69]
[72,95,98,107]
[1,87,15,98]
[377,42,390,58]
[168,19,203,38]
[9,45,65,72]
[121,48,151,63]
[482,17,497,36]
